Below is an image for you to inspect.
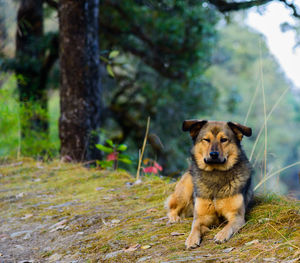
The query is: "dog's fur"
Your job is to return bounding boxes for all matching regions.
[166,120,253,248]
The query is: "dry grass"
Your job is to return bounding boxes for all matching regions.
[0,158,299,262]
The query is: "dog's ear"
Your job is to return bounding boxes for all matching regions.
[227,122,252,141]
[182,120,208,141]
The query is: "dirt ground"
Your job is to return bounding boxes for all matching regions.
[0,159,299,262]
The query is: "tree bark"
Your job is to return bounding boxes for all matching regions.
[0,0,7,52]
[59,0,102,161]
[16,0,48,155]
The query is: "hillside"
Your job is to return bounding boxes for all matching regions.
[0,159,299,262]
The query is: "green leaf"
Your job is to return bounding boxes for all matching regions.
[117,144,127,151]
[118,157,132,164]
[106,139,114,147]
[118,153,131,159]
[106,65,115,77]
[95,144,113,153]
[109,50,119,59]
[98,160,113,168]
[100,56,109,63]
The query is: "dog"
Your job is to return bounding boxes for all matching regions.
[166,120,253,249]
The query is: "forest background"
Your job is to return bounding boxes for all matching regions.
[0,0,300,198]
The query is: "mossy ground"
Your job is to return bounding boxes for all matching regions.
[0,158,299,262]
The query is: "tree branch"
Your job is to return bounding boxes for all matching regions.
[279,0,300,18]
[208,0,272,12]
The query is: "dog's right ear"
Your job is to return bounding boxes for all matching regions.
[182,120,208,141]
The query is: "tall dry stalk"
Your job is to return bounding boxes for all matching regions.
[249,87,288,162]
[254,161,300,191]
[244,75,260,125]
[135,117,150,182]
[244,41,300,192]
[259,40,268,192]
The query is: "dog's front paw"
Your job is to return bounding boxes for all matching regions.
[213,227,233,244]
[167,212,181,223]
[185,232,201,249]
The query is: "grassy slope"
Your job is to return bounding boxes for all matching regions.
[0,159,299,262]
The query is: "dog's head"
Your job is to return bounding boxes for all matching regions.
[183,120,252,171]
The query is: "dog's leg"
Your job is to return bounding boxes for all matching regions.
[185,198,217,249]
[214,194,245,244]
[166,172,194,223]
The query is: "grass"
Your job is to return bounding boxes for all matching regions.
[0,159,299,262]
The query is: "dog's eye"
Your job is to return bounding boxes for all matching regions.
[220,138,228,143]
[203,138,210,142]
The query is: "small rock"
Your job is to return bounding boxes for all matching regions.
[245,239,260,246]
[111,219,120,224]
[141,245,151,250]
[23,232,31,240]
[223,247,234,253]
[48,253,62,262]
[76,232,84,235]
[48,202,74,209]
[134,179,142,185]
[10,230,31,238]
[33,178,41,182]
[49,225,66,232]
[147,208,158,213]
[125,182,133,187]
[18,260,34,263]
[16,192,25,198]
[15,245,24,250]
[36,162,44,169]
[171,232,184,236]
[49,219,67,230]
[263,257,277,262]
[124,244,140,252]
[21,214,33,220]
[96,187,104,191]
[258,218,270,223]
[157,216,168,221]
[137,256,152,262]
[104,250,123,259]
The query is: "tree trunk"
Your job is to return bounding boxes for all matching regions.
[15,0,48,155]
[59,0,102,162]
[0,0,7,52]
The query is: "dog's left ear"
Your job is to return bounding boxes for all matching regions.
[227,122,252,141]
[183,119,208,141]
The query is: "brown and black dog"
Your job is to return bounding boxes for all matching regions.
[166,120,253,248]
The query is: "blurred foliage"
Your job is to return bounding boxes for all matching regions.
[100,0,219,174]
[204,17,300,196]
[0,74,59,158]
[0,1,299,196]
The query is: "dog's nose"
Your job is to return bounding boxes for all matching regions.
[210,151,219,159]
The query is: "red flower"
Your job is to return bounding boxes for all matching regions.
[143,166,158,174]
[107,152,118,161]
[154,161,163,171]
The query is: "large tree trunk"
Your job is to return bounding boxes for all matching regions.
[0,0,7,52]
[15,0,48,155]
[59,0,102,162]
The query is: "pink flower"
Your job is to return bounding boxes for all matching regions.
[154,162,163,171]
[107,152,118,161]
[143,166,158,174]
